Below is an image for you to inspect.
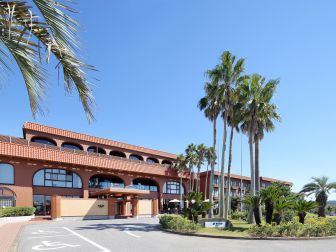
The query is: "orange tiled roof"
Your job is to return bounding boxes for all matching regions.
[0,140,182,178]
[23,122,176,160]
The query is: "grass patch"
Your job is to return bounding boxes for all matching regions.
[196,219,251,237]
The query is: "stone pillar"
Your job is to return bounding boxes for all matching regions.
[132,198,139,217]
[50,195,61,220]
[107,198,116,219]
[152,198,159,216]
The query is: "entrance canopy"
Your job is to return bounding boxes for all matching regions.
[91,187,150,197]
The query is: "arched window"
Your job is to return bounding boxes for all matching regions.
[133,178,158,192]
[61,142,83,150]
[31,137,57,146]
[87,146,106,154]
[0,187,16,207]
[129,154,143,161]
[110,150,126,158]
[163,181,184,195]
[33,169,82,188]
[0,163,14,184]
[89,175,124,189]
[162,160,173,165]
[146,157,159,164]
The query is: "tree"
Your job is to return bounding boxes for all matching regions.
[204,147,216,200]
[195,144,207,193]
[207,51,245,219]
[243,194,262,226]
[185,144,197,192]
[198,81,222,218]
[260,182,291,224]
[174,154,188,209]
[185,192,211,223]
[273,197,294,225]
[238,74,280,223]
[0,1,95,122]
[300,176,336,217]
[294,199,317,224]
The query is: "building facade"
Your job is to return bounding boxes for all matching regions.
[0,123,292,216]
[0,123,188,215]
[200,171,292,200]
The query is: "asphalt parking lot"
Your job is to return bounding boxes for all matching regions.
[15,217,336,252]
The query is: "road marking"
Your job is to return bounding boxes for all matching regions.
[62,227,111,252]
[32,241,80,250]
[32,230,61,235]
[30,234,74,239]
[124,228,141,238]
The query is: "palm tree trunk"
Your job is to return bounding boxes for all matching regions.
[224,126,234,219]
[254,135,262,218]
[248,129,256,224]
[204,164,209,199]
[209,118,217,218]
[197,166,201,192]
[180,175,183,209]
[219,113,228,218]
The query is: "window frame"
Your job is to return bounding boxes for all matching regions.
[33,168,82,189]
[0,163,14,185]
[163,181,184,195]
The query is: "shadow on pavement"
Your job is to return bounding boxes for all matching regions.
[75,222,160,232]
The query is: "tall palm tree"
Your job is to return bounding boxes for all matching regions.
[224,87,243,218]
[198,81,221,218]
[174,154,188,209]
[0,1,95,122]
[301,176,336,217]
[185,143,197,192]
[207,51,245,218]
[238,74,280,222]
[204,146,216,200]
[195,144,207,193]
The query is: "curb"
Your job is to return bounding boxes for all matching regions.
[159,228,336,241]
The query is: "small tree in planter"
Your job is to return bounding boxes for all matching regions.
[185,192,212,223]
[294,199,317,224]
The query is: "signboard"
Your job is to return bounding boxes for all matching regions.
[204,221,228,228]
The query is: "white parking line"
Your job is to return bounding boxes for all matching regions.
[30,234,74,239]
[62,227,111,252]
[124,228,141,238]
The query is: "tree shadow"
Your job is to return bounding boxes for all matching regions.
[75,222,160,232]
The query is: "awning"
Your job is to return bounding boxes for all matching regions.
[91,187,150,197]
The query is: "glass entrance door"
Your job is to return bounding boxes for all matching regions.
[33,195,51,215]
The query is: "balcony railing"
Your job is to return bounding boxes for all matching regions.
[0,135,174,169]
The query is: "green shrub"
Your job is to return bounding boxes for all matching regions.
[159,214,201,233]
[248,218,336,237]
[231,211,247,221]
[0,207,35,217]
[282,209,296,223]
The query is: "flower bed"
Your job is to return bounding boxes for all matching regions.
[248,218,336,238]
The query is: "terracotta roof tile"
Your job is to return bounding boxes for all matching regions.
[23,122,176,159]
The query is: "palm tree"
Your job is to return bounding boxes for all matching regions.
[300,176,336,217]
[195,144,207,193]
[294,199,317,224]
[204,146,216,200]
[238,74,280,223]
[198,81,222,218]
[207,51,245,218]
[243,194,262,226]
[185,144,197,192]
[273,197,294,225]
[174,154,188,210]
[0,1,95,122]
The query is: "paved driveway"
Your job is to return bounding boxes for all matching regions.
[15,218,336,252]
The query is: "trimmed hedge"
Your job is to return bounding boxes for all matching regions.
[159,214,201,233]
[0,207,35,217]
[248,218,336,237]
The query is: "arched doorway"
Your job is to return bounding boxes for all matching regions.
[0,187,16,207]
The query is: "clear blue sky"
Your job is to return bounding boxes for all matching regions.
[0,0,335,198]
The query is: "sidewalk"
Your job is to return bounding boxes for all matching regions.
[0,222,28,252]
